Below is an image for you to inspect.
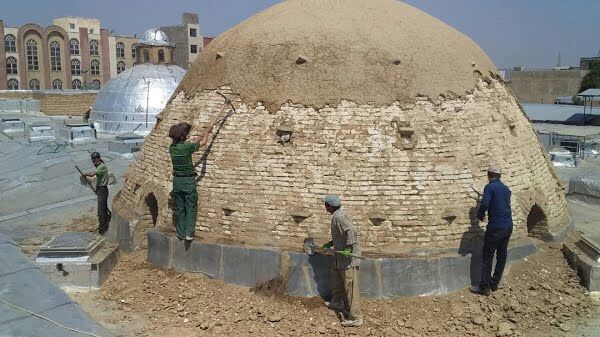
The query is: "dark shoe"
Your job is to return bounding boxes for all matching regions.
[469,285,491,296]
[325,300,344,311]
[491,284,499,292]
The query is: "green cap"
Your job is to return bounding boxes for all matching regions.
[323,194,341,207]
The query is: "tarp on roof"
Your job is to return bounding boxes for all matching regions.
[0,234,111,337]
[568,175,600,206]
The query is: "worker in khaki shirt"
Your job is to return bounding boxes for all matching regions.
[84,152,110,235]
[322,194,363,327]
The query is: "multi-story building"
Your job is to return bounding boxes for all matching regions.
[0,13,202,90]
[159,13,203,70]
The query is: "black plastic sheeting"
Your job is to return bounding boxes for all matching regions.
[0,234,111,337]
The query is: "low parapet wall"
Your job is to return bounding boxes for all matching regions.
[0,90,97,116]
[146,231,537,299]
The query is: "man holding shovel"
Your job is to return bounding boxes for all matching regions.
[83,152,110,235]
[322,194,363,327]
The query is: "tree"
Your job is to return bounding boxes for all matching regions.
[580,67,600,93]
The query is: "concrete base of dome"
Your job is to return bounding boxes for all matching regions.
[145,230,538,299]
[563,237,600,292]
[107,211,135,252]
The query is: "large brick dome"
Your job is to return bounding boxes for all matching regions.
[114,0,570,252]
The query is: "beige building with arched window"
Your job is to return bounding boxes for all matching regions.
[0,13,203,90]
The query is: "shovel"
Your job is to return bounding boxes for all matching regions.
[302,238,365,260]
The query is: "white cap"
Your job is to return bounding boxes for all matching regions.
[488,165,501,174]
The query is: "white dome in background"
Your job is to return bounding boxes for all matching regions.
[140,28,173,46]
[89,64,186,135]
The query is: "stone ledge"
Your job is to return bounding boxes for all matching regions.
[563,241,600,292]
[108,210,134,252]
[146,231,537,299]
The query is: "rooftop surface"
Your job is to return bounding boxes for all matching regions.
[533,122,600,138]
[0,113,133,244]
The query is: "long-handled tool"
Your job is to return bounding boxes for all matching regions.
[303,237,365,260]
[468,184,483,202]
[200,92,237,131]
[216,91,236,114]
[75,165,96,194]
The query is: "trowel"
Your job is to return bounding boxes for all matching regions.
[302,237,365,260]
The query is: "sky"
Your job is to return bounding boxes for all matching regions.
[2,0,599,69]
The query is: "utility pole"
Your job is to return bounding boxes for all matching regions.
[144,77,150,128]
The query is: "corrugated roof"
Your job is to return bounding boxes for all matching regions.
[521,104,585,122]
[533,123,600,138]
[578,89,600,97]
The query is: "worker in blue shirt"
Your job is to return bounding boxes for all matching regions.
[470,166,513,296]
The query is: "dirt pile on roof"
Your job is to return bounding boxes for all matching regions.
[179,0,498,111]
[80,242,597,336]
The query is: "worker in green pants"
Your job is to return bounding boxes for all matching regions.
[168,122,214,242]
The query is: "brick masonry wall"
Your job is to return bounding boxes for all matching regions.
[40,93,97,116]
[114,78,571,251]
[0,91,97,116]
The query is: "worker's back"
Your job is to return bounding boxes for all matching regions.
[482,179,512,229]
[169,142,199,176]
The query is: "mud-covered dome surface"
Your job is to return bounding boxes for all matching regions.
[179,0,498,110]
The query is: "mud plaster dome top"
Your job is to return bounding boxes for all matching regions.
[115,0,570,253]
[179,0,498,110]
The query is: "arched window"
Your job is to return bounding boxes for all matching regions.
[72,79,82,90]
[69,38,80,55]
[91,59,100,75]
[52,79,63,90]
[91,79,101,90]
[131,45,136,58]
[50,41,62,71]
[116,42,125,58]
[26,39,39,71]
[90,40,99,56]
[7,79,19,90]
[158,49,165,63]
[117,61,126,74]
[6,57,18,75]
[71,59,81,75]
[4,34,16,52]
[29,79,40,90]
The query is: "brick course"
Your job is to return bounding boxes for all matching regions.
[113,78,570,252]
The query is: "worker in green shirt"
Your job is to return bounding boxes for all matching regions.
[85,152,110,235]
[168,122,215,242]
